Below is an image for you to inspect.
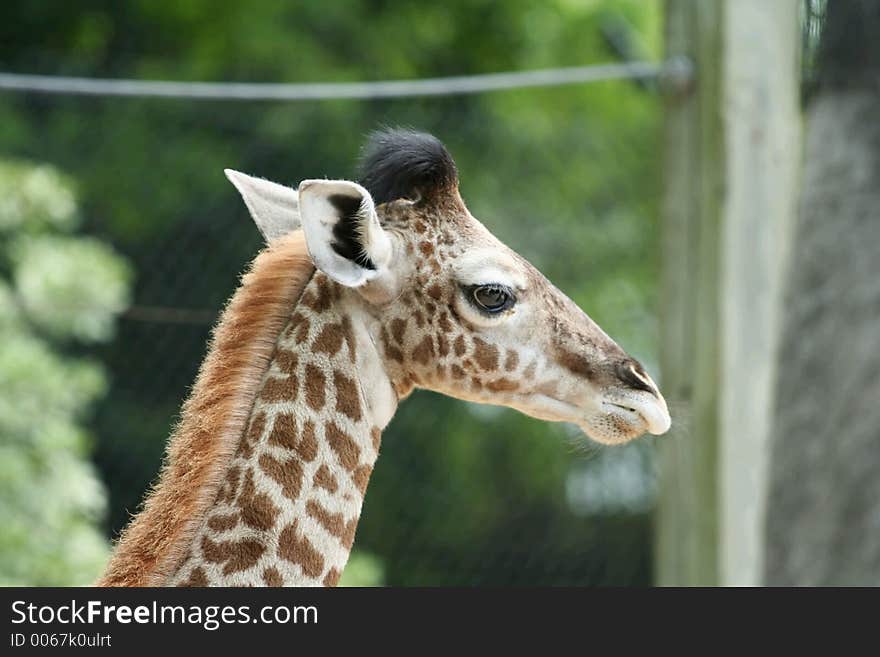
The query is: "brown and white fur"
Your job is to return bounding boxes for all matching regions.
[98,129,670,587]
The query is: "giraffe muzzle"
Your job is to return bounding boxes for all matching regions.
[602,362,671,437]
[603,396,671,436]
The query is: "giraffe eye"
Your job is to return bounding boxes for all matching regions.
[469,284,515,314]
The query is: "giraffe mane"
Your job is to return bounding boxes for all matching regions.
[97,231,315,586]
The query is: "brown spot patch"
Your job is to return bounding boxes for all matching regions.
[472,337,499,371]
[419,241,434,257]
[178,566,208,587]
[427,283,443,301]
[471,377,483,392]
[453,335,467,357]
[297,420,318,462]
[284,312,306,339]
[411,335,435,365]
[437,332,449,357]
[486,378,518,393]
[352,464,373,495]
[278,521,324,578]
[295,318,311,343]
[245,411,266,445]
[451,364,465,380]
[385,344,404,363]
[201,536,266,576]
[262,376,295,403]
[259,453,304,501]
[267,412,297,450]
[326,421,360,472]
[370,426,382,451]
[504,350,519,372]
[306,500,358,548]
[304,364,326,411]
[268,414,317,462]
[438,312,453,333]
[341,315,357,363]
[313,465,338,493]
[334,370,362,421]
[413,310,425,328]
[275,349,298,375]
[238,413,265,459]
[557,348,595,380]
[302,276,335,313]
[240,492,278,531]
[263,567,283,587]
[237,471,279,531]
[523,361,537,380]
[220,465,243,504]
[312,322,344,357]
[390,318,407,345]
[234,469,256,504]
[323,568,341,587]
[207,513,239,532]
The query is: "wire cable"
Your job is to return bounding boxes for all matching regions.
[0,61,670,101]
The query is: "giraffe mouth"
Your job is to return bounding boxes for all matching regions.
[559,390,672,445]
[601,396,671,437]
[499,390,670,445]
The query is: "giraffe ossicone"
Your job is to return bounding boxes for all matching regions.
[99,128,670,587]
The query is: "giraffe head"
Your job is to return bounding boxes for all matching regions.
[226,129,670,445]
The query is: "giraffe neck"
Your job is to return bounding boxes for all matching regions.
[169,272,396,586]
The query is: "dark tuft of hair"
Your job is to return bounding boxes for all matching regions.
[327,194,376,270]
[358,127,458,205]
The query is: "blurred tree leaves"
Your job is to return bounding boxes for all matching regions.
[0,1,661,584]
[0,160,130,585]
[13,235,131,342]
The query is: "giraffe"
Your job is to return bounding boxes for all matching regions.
[98,128,671,587]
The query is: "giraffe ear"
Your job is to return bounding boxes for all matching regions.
[224,169,301,243]
[298,179,392,288]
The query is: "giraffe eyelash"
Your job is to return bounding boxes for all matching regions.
[461,283,517,315]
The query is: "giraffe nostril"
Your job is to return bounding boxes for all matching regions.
[615,360,656,396]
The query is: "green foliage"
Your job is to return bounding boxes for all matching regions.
[12,235,132,342]
[0,1,662,584]
[0,163,78,233]
[338,551,385,587]
[0,160,131,585]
